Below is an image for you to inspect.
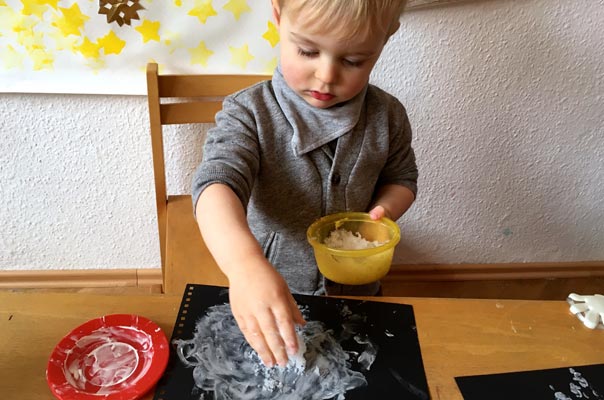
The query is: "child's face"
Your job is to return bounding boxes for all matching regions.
[273,2,395,109]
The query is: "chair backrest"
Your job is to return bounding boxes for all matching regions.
[145,62,270,275]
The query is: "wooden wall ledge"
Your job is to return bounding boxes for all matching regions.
[387,261,604,281]
[1,261,602,289]
[0,268,163,289]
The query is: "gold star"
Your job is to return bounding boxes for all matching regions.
[0,44,25,69]
[76,37,101,59]
[223,0,250,21]
[229,44,254,69]
[262,21,279,47]
[98,0,144,26]
[135,19,160,43]
[29,48,53,70]
[189,40,214,66]
[188,0,216,24]
[52,3,89,36]
[98,30,126,55]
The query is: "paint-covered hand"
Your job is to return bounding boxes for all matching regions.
[229,260,306,367]
[567,293,604,329]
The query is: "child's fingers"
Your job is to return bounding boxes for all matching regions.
[290,299,306,327]
[369,205,386,220]
[256,308,289,366]
[239,316,276,367]
[273,305,301,357]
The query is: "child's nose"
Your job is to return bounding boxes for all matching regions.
[315,60,337,84]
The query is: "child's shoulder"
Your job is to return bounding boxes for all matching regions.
[366,84,408,116]
[228,79,274,102]
[366,84,404,106]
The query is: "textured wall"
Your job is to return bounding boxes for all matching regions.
[1,0,603,270]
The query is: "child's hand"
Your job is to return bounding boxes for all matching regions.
[369,205,390,220]
[228,259,306,368]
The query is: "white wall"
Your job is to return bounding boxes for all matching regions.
[1,0,603,271]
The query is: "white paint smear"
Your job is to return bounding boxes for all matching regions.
[174,304,379,399]
[60,325,154,395]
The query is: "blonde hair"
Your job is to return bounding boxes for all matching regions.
[278,0,407,39]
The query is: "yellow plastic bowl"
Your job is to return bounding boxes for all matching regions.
[306,212,401,285]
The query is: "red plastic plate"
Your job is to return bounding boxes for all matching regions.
[46,314,169,400]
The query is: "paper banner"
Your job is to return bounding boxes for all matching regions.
[0,0,278,94]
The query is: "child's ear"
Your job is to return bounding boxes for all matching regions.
[271,0,281,26]
[386,20,401,41]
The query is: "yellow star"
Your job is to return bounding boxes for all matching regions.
[263,57,278,74]
[0,7,19,33]
[174,0,182,6]
[161,29,177,46]
[0,44,25,69]
[229,43,254,69]
[76,37,101,59]
[52,3,89,36]
[188,0,216,24]
[98,30,126,55]
[189,40,213,66]
[10,13,35,34]
[20,1,48,18]
[16,27,44,51]
[26,0,59,9]
[48,30,79,51]
[262,21,279,47]
[135,19,160,43]
[0,0,7,6]
[85,57,106,72]
[223,0,250,21]
[29,48,53,70]
[38,0,59,9]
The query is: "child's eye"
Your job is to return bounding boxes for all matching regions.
[298,48,318,58]
[343,59,364,67]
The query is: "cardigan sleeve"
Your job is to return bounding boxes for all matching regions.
[191,93,261,213]
[376,98,418,197]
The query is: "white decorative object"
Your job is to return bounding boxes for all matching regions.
[567,293,604,330]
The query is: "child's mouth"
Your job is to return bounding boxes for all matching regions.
[309,91,335,101]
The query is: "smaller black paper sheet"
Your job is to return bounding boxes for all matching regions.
[455,363,604,400]
[154,284,429,400]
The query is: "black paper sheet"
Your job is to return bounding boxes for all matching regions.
[456,363,604,399]
[154,284,429,400]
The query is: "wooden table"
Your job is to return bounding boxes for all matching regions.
[1,291,602,400]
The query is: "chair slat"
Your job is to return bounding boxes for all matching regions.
[158,74,269,98]
[160,102,222,125]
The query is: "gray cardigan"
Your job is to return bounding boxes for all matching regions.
[192,71,417,295]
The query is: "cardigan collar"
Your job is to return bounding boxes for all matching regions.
[272,66,367,156]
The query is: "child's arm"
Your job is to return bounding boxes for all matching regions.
[368,183,415,221]
[195,183,306,367]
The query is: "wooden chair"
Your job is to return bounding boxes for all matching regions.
[146,63,270,294]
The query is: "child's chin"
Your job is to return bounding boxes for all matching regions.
[304,97,338,109]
